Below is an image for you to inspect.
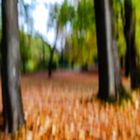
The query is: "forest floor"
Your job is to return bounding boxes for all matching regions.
[0,70,140,140]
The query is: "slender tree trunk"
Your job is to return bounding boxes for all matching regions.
[48,24,59,78]
[48,48,55,78]
[125,49,130,77]
[71,60,74,69]
[22,56,26,73]
[1,0,25,133]
[123,0,140,89]
[129,11,137,89]
[120,56,125,71]
[94,0,116,100]
[124,0,132,77]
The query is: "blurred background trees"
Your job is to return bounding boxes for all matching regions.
[0,0,139,76]
[0,0,140,106]
[13,0,140,95]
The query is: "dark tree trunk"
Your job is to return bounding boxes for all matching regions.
[22,55,26,74]
[123,0,140,89]
[125,49,130,77]
[120,56,125,71]
[71,60,74,69]
[48,24,59,78]
[1,0,25,133]
[129,12,138,89]
[124,0,132,77]
[59,50,64,68]
[94,0,116,100]
[48,48,55,78]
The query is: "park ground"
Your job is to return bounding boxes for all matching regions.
[0,70,140,140]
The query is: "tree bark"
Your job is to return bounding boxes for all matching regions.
[110,0,122,96]
[124,0,132,77]
[94,0,116,100]
[1,0,25,133]
[123,0,140,89]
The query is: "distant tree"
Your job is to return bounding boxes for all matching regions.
[48,24,59,78]
[94,0,123,100]
[1,0,25,133]
[47,1,75,77]
[47,4,60,78]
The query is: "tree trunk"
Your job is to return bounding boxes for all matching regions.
[124,0,132,77]
[110,0,123,96]
[120,56,125,71]
[129,11,138,89]
[48,23,59,78]
[22,55,26,74]
[1,0,25,133]
[48,48,55,78]
[94,0,116,100]
[123,0,140,89]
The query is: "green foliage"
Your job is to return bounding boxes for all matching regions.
[113,0,126,57]
[26,60,36,72]
[20,31,59,73]
[20,31,31,72]
[73,0,95,32]
[19,0,140,72]
[58,0,97,68]
[117,23,126,57]
[135,0,140,57]
[64,31,97,67]
[58,0,75,29]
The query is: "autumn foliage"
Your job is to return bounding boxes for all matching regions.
[0,71,139,140]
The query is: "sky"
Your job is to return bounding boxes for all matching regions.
[23,0,63,46]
